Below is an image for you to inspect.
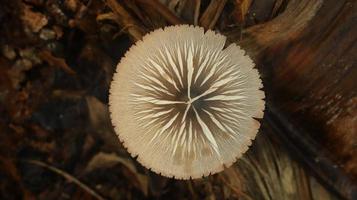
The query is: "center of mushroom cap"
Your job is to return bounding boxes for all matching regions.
[176,89,203,105]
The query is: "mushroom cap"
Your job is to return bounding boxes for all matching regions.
[109,25,265,179]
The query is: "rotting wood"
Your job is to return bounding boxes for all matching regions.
[199,0,228,29]
[193,0,201,25]
[106,0,145,40]
[1,0,355,199]
[266,104,356,199]
[228,0,356,196]
[136,0,186,25]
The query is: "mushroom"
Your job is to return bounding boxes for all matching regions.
[109,25,265,179]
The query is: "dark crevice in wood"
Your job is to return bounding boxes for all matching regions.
[136,0,186,25]
[265,103,357,200]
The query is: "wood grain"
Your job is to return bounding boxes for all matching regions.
[228,0,356,195]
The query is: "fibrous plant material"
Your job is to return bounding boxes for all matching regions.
[109,25,265,179]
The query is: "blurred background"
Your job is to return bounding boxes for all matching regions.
[0,0,355,199]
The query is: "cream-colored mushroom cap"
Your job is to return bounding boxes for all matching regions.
[109,25,265,179]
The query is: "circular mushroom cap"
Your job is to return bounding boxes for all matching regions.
[109,25,265,179]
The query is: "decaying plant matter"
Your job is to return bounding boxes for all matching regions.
[0,0,355,199]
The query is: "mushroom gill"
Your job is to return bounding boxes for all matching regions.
[109,25,265,179]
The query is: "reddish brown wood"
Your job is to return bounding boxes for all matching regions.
[230,0,356,187]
